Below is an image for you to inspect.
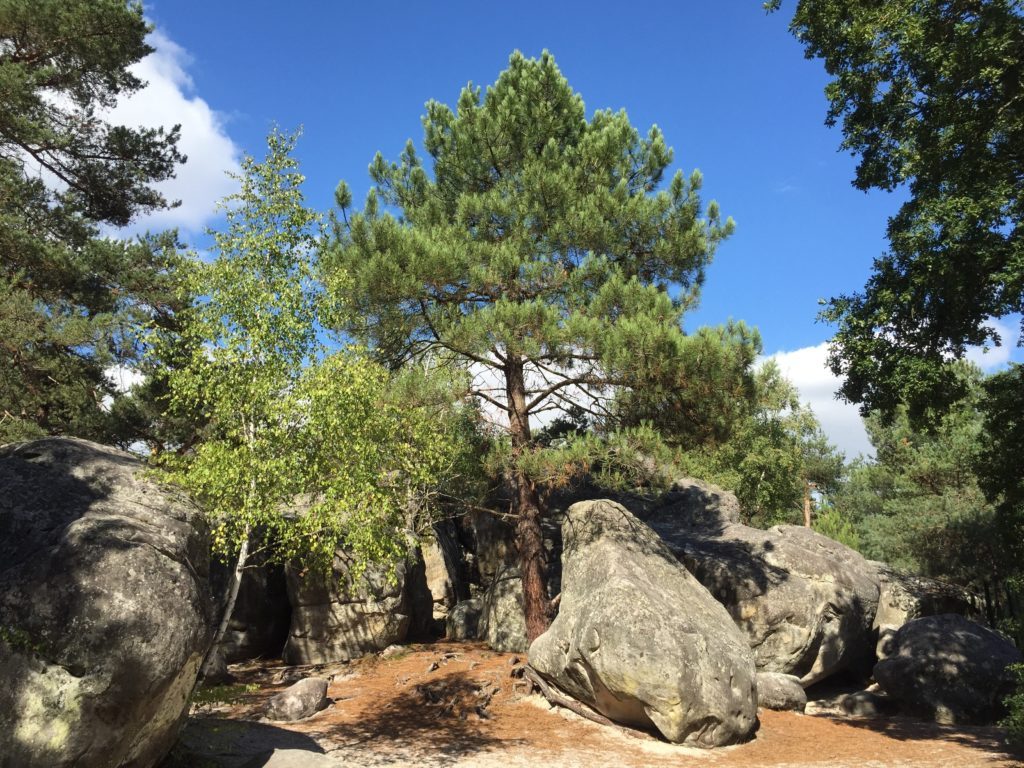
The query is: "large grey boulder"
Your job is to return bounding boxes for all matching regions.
[0,438,214,768]
[871,563,976,659]
[480,564,529,653]
[529,499,758,747]
[641,479,880,686]
[283,552,411,664]
[265,677,330,722]
[873,614,1023,725]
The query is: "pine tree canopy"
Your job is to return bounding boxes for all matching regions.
[325,50,734,427]
[0,0,185,444]
[324,50,734,640]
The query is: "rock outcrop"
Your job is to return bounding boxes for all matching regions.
[283,552,412,665]
[0,438,214,768]
[641,479,880,686]
[529,499,758,747]
[211,555,291,663]
[870,563,976,659]
[873,614,1023,725]
[446,598,483,641]
[420,522,468,628]
[480,565,528,653]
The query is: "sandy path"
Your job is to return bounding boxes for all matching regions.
[170,643,1023,768]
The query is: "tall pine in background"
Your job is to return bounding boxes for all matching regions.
[0,0,184,444]
[324,51,733,640]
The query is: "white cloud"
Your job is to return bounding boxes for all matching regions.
[105,365,145,395]
[964,316,1014,371]
[107,29,241,234]
[765,343,874,460]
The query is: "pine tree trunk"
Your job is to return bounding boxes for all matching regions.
[803,481,812,528]
[505,358,551,643]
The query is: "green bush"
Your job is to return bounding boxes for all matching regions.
[1004,663,1024,748]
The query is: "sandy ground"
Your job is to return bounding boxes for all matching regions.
[168,642,1024,768]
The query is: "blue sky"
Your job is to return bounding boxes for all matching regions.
[116,1,1020,458]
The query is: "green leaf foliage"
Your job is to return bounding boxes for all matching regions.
[676,360,845,527]
[779,0,1024,428]
[160,130,483,577]
[1004,663,1024,749]
[833,364,1013,594]
[159,128,323,560]
[323,50,733,485]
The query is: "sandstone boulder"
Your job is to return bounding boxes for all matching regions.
[873,614,1023,725]
[421,522,467,626]
[756,672,806,712]
[0,438,214,768]
[283,553,411,664]
[265,677,330,722]
[871,562,976,660]
[446,598,483,641]
[480,565,528,653]
[642,481,880,686]
[529,499,758,747]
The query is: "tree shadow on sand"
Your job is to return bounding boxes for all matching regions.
[826,714,1023,764]
[313,669,527,765]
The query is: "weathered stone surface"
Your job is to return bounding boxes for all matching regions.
[873,614,1023,725]
[466,509,517,588]
[283,553,411,665]
[422,522,467,624]
[641,482,880,686]
[529,499,758,747]
[756,672,806,712]
[870,562,976,660]
[840,689,897,717]
[265,677,330,722]
[480,565,528,653]
[446,598,483,641]
[211,556,291,663]
[0,437,213,768]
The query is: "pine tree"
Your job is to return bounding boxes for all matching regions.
[324,51,733,640]
[0,0,184,443]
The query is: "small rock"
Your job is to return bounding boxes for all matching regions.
[756,672,806,712]
[840,690,897,718]
[381,644,406,659]
[426,661,440,673]
[265,677,330,722]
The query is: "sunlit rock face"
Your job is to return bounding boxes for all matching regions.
[282,552,412,665]
[641,479,880,686]
[0,438,214,768]
[870,562,977,660]
[529,499,758,748]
